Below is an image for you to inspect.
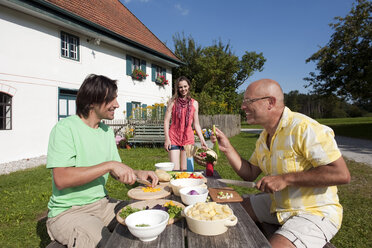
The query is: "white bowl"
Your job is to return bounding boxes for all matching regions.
[183,203,237,236]
[179,186,209,205]
[154,162,175,171]
[170,178,206,196]
[125,210,169,242]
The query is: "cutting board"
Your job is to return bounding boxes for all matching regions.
[127,185,171,200]
[116,199,185,225]
[208,188,243,203]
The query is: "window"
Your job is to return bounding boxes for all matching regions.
[0,92,12,130]
[133,57,141,70]
[151,64,166,82]
[126,102,147,120]
[61,31,79,61]
[126,55,146,76]
[58,88,78,120]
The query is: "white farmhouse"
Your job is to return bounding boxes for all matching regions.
[0,0,182,163]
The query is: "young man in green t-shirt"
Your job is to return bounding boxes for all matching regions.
[46,74,158,247]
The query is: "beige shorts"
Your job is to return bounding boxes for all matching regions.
[250,193,339,248]
[46,197,126,248]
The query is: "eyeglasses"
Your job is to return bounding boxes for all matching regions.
[242,96,271,106]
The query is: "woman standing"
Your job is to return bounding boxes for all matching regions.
[164,76,208,170]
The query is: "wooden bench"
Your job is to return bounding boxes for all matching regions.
[128,124,164,147]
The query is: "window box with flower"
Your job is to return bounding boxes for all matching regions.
[155,75,168,86]
[132,68,148,81]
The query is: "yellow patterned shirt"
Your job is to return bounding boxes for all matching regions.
[249,107,343,228]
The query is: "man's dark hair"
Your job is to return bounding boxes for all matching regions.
[76,74,118,118]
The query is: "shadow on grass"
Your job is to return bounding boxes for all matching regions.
[36,215,51,248]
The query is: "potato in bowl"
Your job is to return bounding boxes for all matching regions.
[183,202,237,236]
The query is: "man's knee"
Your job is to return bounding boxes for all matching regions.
[69,226,102,248]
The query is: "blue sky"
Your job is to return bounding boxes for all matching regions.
[121,0,356,94]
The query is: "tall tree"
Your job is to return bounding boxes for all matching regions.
[304,0,372,111]
[172,33,266,114]
[172,33,202,92]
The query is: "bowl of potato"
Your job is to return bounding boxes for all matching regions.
[183,202,237,236]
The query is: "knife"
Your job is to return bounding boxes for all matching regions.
[136,178,152,187]
[217,179,256,188]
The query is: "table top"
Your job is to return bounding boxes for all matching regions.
[104,171,271,248]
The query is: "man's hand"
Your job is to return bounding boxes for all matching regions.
[135,170,159,187]
[110,161,136,185]
[210,127,232,153]
[256,175,287,193]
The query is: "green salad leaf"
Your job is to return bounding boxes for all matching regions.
[166,205,182,219]
[119,206,142,219]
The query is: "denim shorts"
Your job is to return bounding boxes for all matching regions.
[169,145,184,151]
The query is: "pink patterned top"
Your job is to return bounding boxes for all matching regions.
[169,98,195,146]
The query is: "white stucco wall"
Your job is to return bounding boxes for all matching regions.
[0,5,173,163]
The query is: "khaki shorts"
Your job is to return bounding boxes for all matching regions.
[46,197,126,248]
[250,193,339,248]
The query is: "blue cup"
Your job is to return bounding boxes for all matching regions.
[186,157,194,172]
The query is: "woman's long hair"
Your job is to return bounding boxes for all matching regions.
[171,76,191,101]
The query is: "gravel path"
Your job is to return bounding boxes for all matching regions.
[0,155,46,175]
[335,136,372,167]
[241,129,372,167]
[1,132,371,175]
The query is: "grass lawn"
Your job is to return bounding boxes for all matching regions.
[0,132,371,247]
[241,116,372,140]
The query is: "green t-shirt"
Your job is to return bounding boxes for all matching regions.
[46,115,121,218]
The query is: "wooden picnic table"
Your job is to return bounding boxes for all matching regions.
[104,170,271,248]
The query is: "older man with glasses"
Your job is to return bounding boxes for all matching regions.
[211,79,350,248]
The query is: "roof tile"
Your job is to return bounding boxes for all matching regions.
[44,0,180,62]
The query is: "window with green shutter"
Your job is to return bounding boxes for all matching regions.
[58,88,78,121]
[151,64,166,82]
[126,55,147,78]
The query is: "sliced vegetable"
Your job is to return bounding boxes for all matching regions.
[216,191,234,199]
[135,224,150,227]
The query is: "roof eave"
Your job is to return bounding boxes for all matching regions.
[1,0,184,67]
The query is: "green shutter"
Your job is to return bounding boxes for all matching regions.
[126,102,132,119]
[141,60,146,74]
[126,55,132,75]
[151,64,156,82]
[142,104,147,119]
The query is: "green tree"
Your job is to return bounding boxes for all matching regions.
[172,33,266,114]
[172,33,202,92]
[285,91,365,118]
[304,0,372,111]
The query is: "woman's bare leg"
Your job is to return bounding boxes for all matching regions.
[180,150,187,171]
[169,150,181,170]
